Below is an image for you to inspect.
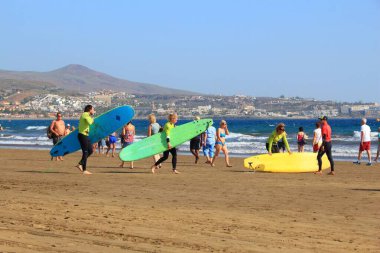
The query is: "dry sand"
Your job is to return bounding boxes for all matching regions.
[0,149,379,253]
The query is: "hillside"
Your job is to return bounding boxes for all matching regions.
[0,64,198,95]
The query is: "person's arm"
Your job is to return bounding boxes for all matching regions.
[216,128,222,142]
[268,133,274,155]
[225,124,229,135]
[360,129,364,145]
[165,123,172,149]
[282,134,291,154]
[50,121,59,136]
[122,127,126,138]
[84,113,94,125]
[147,125,152,137]
[313,131,317,145]
[202,132,207,146]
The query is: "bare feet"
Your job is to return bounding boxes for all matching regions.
[314,171,322,175]
[83,170,92,175]
[151,165,158,174]
[327,171,335,176]
[173,169,180,174]
[158,164,162,168]
[195,157,199,164]
[205,161,211,164]
[75,164,83,172]
[119,164,124,168]
[211,163,215,167]
[226,164,232,167]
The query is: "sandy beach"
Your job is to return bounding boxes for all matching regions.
[0,149,379,252]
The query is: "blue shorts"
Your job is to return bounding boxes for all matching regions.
[122,142,133,148]
[203,143,215,158]
[109,135,117,144]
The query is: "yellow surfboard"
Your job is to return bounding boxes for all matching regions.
[243,152,330,173]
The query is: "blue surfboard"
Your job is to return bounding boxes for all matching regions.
[50,105,135,157]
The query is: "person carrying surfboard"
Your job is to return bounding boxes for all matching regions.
[266,123,292,155]
[151,113,180,174]
[76,105,95,175]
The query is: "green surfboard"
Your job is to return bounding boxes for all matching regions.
[119,119,213,162]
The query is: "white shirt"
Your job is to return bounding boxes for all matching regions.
[313,128,322,144]
[361,124,371,142]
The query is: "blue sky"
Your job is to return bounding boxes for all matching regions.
[0,0,379,102]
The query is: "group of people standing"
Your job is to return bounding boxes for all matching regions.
[51,105,379,176]
[265,116,335,174]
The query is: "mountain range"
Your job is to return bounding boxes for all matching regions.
[0,64,197,95]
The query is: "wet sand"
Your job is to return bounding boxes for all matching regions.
[0,149,379,252]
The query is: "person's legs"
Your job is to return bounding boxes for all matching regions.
[77,133,92,173]
[222,146,231,167]
[325,142,334,173]
[211,144,221,166]
[316,145,326,172]
[375,144,379,162]
[169,148,178,172]
[152,150,169,173]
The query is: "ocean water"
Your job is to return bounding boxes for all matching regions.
[0,118,379,160]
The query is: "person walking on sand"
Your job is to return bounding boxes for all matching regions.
[76,105,95,175]
[202,123,216,164]
[353,118,372,166]
[190,116,202,164]
[312,122,322,153]
[315,116,335,175]
[211,120,232,167]
[297,127,308,152]
[374,127,380,162]
[151,113,180,174]
[50,112,65,161]
[106,132,117,157]
[266,123,291,155]
[147,114,161,166]
[119,121,135,168]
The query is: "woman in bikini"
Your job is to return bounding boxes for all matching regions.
[211,120,232,167]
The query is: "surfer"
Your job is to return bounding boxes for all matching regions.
[266,123,291,155]
[147,114,161,166]
[315,116,335,175]
[76,105,95,175]
[50,112,65,161]
[119,121,135,168]
[151,113,179,174]
[190,116,202,163]
[211,120,232,167]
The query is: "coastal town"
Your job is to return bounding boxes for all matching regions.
[0,88,379,119]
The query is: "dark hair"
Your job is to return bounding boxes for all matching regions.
[56,112,62,117]
[127,121,132,125]
[299,127,303,131]
[84,105,93,112]
[316,122,321,128]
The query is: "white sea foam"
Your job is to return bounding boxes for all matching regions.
[26,126,47,131]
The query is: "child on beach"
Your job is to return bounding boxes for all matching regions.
[211,120,232,167]
[312,122,322,153]
[297,127,308,152]
[147,114,161,166]
[106,132,117,157]
[119,122,135,168]
[151,113,180,174]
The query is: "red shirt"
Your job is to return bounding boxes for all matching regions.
[321,123,332,142]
